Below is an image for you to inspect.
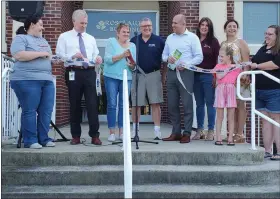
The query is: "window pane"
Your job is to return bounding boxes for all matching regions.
[243,2,278,44]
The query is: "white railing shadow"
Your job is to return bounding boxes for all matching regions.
[122,69,132,198]
[237,70,280,150]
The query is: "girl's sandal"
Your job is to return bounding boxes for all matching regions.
[270,153,280,161]
[227,138,235,146]
[233,134,245,143]
[227,142,235,146]
[215,141,223,146]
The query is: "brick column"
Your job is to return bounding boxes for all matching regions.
[168,1,181,34]
[159,1,200,127]
[227,1,234,20]
[159,1,169,124]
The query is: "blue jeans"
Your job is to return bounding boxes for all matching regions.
[104,76,132,129]
[193,73,216,130]
[11,80,54,147]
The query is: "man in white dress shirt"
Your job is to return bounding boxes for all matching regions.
[56,9,103,145]
[162,14,203,143]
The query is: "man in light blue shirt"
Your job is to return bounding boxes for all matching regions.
[162,14,203,144]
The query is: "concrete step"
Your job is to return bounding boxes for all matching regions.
[2,184,280,199]
[2,161,279,186]
[1,142,265,166]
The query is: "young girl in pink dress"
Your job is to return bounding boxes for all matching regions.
[213,45,242,146]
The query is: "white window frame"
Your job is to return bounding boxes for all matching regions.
[235,1,280,55]
[84,9,159,122]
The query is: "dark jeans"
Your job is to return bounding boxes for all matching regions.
[65,69,99,138]
[193,73,216,130]
[11,80,54,148]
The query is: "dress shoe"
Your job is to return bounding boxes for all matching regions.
[70,137,81,145]
[92,137,102,145]
[180,135,191,143]
[162,134,182,141]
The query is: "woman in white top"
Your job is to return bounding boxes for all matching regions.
[221,19,250,143]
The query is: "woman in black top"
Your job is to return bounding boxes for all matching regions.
[250,25,280,160]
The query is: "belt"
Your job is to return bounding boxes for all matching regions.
[142,69,159,74]
[66,66,95,70]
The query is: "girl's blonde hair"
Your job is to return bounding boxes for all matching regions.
[220,45,235,64]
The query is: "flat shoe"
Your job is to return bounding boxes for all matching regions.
[264,152,272,158]
[227,142,235,146]
[215,141,223,145]
[270,153,280,161]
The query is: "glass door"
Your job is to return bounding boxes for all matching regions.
[81,41,153,123]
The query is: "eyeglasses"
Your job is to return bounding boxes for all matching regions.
[264,32,275,36]
[140,25,152,28]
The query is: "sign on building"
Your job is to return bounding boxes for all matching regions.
[85,10,159,39]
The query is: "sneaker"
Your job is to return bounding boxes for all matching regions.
[29,143,42,149]
[119,134,123,141]
[108,134,116,142]
[264,152,272,158]
[45,141,55,147]
[154,131,162,140]
[192,129,205,140]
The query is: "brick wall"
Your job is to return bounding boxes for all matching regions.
[227,1,234,20]
[180,1,199,33]
[5,3,13,57]
[5,1,81,126]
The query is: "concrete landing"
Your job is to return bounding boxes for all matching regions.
[2,123,265,166]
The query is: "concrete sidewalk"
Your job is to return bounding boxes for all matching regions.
[49,122,227,142]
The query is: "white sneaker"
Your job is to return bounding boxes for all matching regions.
[131,132,135,138]
[154,131,162,140]
[45,141,55,147]
[119,134,123,141]
[29,143,42,149]
[108,134,116,142]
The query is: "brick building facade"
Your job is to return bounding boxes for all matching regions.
[5,1,260,144]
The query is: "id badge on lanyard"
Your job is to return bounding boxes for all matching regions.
[69,71,75,81]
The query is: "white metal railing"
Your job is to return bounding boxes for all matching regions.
[237,70,280,150]
[122,69,132,198]
[1,54,20,141]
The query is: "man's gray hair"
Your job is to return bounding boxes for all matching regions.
[72,9,88,21]
[140,17,152,24]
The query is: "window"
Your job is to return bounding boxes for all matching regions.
[243,2,280,44]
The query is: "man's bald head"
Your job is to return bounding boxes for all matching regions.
[172,14,187,34]
[174,14,186,25]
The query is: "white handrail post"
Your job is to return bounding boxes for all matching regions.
[251,74,257,150]
[123,69,132,199]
